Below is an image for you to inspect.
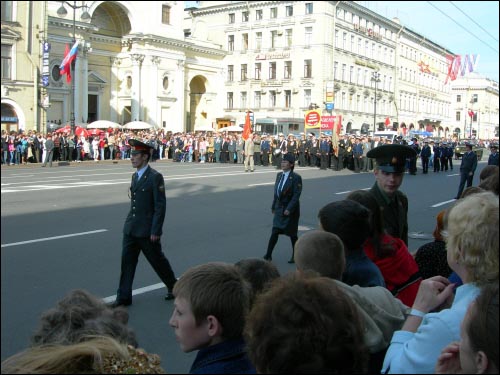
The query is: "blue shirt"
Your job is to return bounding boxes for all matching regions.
[382,283,480,374]
[190,337,256,374]
[343,250,385,288]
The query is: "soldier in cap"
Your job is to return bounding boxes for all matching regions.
[366,144,416,246]
[488,144,499,166]
[454,142,478,199]
[110,139,177,307]
[420,140,432,174]
[264,153,303,263]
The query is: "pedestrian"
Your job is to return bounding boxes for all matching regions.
[366,144,416,246]
[263,153,302,263]
[454,142,478,200]
[488,144,499,166]
[109,139,177,307]
[243,132,254,172]
[42,134,55,167]
[420,140,431,174]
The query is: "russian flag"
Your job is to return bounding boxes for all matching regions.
[60,41,79,83]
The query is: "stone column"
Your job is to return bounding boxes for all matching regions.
[147,56,161,125]
[130,53,144,121]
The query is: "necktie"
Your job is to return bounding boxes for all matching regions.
[278,173,286,194]
[133,172,139,187]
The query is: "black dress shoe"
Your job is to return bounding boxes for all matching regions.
[287,259,295,264]
[263,255,272,261]
[108,300,131,308]
[164,291,175,301]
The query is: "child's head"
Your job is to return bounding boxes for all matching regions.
[234,258,280,300]
[295,230,345,279]
[170,262,251,352]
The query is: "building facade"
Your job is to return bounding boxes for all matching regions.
[450,73,499,140]
[1,1,47,133]
[2,1,497,138]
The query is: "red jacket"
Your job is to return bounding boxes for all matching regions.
[363,234,421,307]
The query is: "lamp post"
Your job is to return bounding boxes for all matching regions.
[371,72,381,134]
[57,1,90,135]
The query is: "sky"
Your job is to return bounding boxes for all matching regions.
[184,1,499,82]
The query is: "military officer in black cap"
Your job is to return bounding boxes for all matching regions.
[366,144,416,246]
[110,139,177,307]
[263,153,303,263]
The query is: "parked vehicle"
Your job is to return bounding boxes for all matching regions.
[454,139,484,161]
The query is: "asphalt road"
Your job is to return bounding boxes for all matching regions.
[1,156,490,373]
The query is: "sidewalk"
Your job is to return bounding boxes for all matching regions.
[1,158,173,169]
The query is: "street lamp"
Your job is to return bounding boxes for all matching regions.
[371,72,381,134]
[57,1,90,135]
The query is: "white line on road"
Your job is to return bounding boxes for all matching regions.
[431,199,457,207]
[1,229,108,248]
[248,182,275,186]
[102,283,165,303]
[335,187,371,195]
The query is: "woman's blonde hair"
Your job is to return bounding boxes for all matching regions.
[446,192,499,285]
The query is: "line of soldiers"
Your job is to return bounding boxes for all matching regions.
[253,132,386,172]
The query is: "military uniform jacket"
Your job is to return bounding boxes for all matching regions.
[460,150,478,173]
[271,171,302,236]
[124,166,166,238]
[370,182,409,246]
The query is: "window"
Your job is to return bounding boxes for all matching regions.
[241,92,247,108]
[342,32,347,50]
[241,64,247,81]
[256,9,263,20]
[227,92,233,109]
[162,76,169,90]
[285,29,293,48]
[305,89,312,107]
[255,32,262,50]
[285,90,291,108]
[1,1,13,21]
[255,63,261,80]
[254,91,261,108]
[471,94,478,103]
[284,61,292,79]
[229,13,235,23]
[227,65,234,82]
[349,66,353,83]
[228,35,234,51]
[270,7,277,18]
[357,67,362,85]
[350,35,355,52]
[269,62,276,79]
[269,90,276,107]
[305,3,313,15]
[456,94,461,103]
[456,111,461,121]
[162,5,171,24]
[286,5,293,17]
[334,62,338,80]
[242,11,249,22]
[341,64,346,81]
[51,65,61,82]
[1,44,12,79]
[242,33,248,51]
[304,59,312,78]
[305,27,312,47]
[271,30,278,48]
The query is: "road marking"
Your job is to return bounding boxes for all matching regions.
[335,187,371,195]
[1,229,108,248]
[102,283,165,303]
[432,199,457,207]
[248,182,275,186]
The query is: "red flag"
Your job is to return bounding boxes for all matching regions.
[242,111,252,140]
[385,117,391,127]
[468,110,475,118]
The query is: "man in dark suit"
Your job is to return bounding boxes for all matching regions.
[263,153,303,263]
[110,139,177,307]
[488,144,499,166]
[366,144,416,246]
[454,143,478,199]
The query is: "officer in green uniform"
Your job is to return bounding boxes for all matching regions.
[366,144,416,246]
[110,139,177,307]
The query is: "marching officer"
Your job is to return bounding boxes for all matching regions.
[110,139,177,307]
